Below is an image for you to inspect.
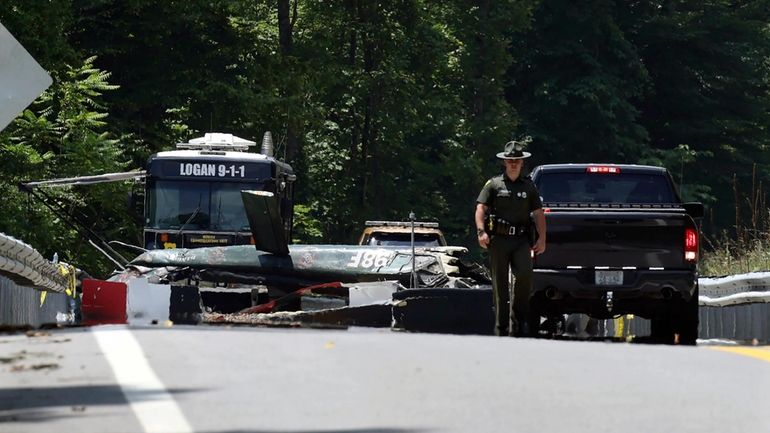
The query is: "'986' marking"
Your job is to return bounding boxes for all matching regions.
[346,250,391,268]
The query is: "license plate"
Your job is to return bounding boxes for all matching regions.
[595,270,623,286]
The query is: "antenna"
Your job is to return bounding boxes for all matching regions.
[410,211,417,289]
[261,131,274,157]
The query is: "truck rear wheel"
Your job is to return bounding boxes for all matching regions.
[650,316,674,344]
[675,284,699,345]
[650,285,699,345]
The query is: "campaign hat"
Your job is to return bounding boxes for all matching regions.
[496,140,531,160]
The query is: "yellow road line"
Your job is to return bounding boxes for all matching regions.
[709,346,770,364]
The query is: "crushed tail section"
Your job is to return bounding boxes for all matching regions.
[241,190,289,256]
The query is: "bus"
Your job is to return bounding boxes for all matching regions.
[142,133,295,250]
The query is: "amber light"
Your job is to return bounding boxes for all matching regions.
[684,227,698,262]
[250,236,256,245]
[586,166,621,174]
[160,233,169,242]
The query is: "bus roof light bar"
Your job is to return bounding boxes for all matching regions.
[177,133,256,152]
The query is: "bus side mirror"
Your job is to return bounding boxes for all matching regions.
[683,202,704,219]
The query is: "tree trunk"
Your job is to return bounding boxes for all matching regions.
[278,0,293,54]
[470,0,490,153]
[359,2,378,208]
[278,0,298,163]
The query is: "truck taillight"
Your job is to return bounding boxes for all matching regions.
[684,228,698,262]
[586,166,621,174]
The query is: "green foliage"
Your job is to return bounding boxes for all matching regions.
[623,0,770,238]
[0,56,131,277]
[296,1,535,243]
[639,144,714,203]
[292,204,324,244]
[701,236,770,277]
[0,0,78,70]
[508,0,650,164]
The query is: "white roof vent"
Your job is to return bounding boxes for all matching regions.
[176,133,256,151]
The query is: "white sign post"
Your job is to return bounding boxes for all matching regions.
[0,23,52,132]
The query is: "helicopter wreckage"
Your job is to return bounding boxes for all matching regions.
[82,191,494,333]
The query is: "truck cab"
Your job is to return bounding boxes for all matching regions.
[358,221,447,247]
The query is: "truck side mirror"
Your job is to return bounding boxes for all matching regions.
[682,202,704,219]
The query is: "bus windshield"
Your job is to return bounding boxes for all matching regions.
[146,179,264,231]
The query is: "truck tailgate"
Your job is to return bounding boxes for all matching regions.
[536,209,693,269]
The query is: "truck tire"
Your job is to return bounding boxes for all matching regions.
[651,285,699,345]
[650,317,673,344]
[676,284,699,345]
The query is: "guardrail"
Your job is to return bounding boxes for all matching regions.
[0,275,72,327]
[0,232,68,293]
[699,272,770,306]
[696,273,770,341]
[597,273,770,341]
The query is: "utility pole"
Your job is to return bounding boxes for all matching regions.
[410,211,417,289]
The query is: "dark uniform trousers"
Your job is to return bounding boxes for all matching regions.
[489,233,532,336]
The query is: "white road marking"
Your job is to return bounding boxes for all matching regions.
[93,326,193,433]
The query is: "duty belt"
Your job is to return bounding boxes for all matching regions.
[485,216,528,237]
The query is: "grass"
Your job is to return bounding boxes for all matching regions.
[700,236,770,277]
[699,166,770,277]
[699,239,770,277]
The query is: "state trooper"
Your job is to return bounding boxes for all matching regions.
[475,140,546,337]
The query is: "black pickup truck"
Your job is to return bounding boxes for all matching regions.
[530,164,703,344]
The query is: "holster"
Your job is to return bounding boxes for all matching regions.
[484,215,529,238]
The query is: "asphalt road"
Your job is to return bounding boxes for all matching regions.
[1,325,769,433]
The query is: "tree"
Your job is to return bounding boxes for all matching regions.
[0,57,131,276]
[0,0,78,72]
[623,0,770,235]
[508,0,650,165]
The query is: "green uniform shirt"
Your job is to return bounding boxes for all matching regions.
[477,174,543,225]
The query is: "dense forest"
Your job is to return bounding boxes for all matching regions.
[1,0,769,276]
